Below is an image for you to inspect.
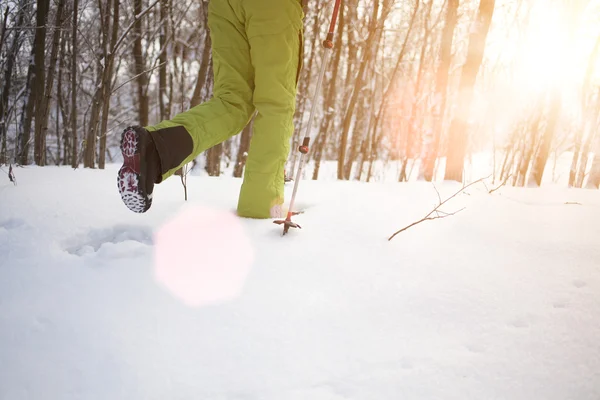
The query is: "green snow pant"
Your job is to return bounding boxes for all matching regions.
[146,0,304,218]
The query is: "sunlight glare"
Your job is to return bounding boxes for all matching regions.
[517,4,572,93]
[153,206,254,307]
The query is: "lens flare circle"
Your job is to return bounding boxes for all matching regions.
[154,206,254,307]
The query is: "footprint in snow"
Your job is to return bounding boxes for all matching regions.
[552,300,568,309]
[65,225,153,258]
[508,315,535,329]
[572,279,587,289]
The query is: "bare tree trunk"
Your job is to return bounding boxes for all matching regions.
[0,6,9,54]
[311,0,345,181]
[234,116,253,178]
[178,46,186,112]
[189,37,211,108]
[287,0,319,177]
[576,95,600,187]
[365,107,384,182]
[528,92,561,186]
[569,129,584,187]
[18,67,35,164]
[223,137,233,167]
[18,0,50,164]
[189,0,211,108]
[581,111,600,189]
[515,113,542,186]
[344,87,369,180]
[444,0,495,182]
[166,0,176,119]
[586,142,600,189]
[58,26,70,164]
[0,0,29,164]
[56,27,67,165]
[354,137,369,181]
[499,142,513,182]
[0,8,8,160]
[421,0,459,181]
[343,0,361,94]
[186,24,214,175]
[84,1,108,168]
[354,63,382,182]
[85,0,120,168]
[71,0,78,168]
[572,36,600,187]
[98,0,120,169]
[570,36,600,187]
[36,0,65,166]
[32,0,51,165]
[311,126,328,180]
[337,0,381,180]
[357,46,385,183]
[202,69,221,176]
[56,80,62,164]
[344,0,391,182]
[97,92,111,169]
[366,115,388,182]
[528,1,584,186]
[365,0,421,181]
[133,0,149,126]
[158,0,169,120]
[501,134,521,182]
[206,144,222,176]
[400,0,435,182]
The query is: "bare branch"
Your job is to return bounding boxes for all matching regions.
[435,175,490,209]
[111,61,166,94]
[489,174,512,194]
[481,180,490,192]
[388,176,489,241]
[175,163,189,201]
[432,183,442,205]
[113,0,160,54]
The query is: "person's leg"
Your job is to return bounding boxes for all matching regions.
[146,0,255,183]
[236,0,304,218]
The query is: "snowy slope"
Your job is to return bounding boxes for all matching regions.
[1,166,599,400]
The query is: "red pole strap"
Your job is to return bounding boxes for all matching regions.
[323,0,342,49]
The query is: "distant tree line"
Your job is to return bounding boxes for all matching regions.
[1,0,599,188]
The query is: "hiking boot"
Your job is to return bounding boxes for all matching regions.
[117,126,161,213]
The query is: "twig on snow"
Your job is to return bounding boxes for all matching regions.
[488,174,512,194]
[388,176,489,241]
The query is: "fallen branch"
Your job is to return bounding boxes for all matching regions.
[388,176,489,241]
[488,174,512,194]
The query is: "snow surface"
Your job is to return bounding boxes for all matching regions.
[1,166,600,400]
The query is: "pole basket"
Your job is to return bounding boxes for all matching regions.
[273,211,304,235]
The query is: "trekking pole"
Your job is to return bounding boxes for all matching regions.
[274,0,342,235]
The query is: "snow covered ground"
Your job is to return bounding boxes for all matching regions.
[1,165,599,400]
